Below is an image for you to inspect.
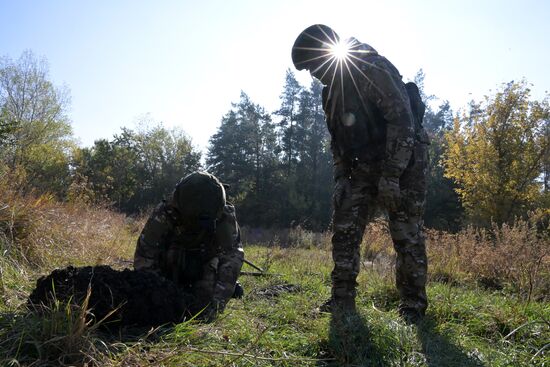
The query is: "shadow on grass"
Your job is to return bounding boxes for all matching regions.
[317,310,486,367]
[318,309,388,367]
[418,316,485,367]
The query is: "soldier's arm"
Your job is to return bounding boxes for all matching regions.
[191,204,244,319]
[210,204,244,313]
[133,201,176,272]
[363,57,414,178]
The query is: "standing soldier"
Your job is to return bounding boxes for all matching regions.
[134,171,244,321]
[292,24,430,322]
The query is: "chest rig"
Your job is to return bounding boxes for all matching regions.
[323,77,386,163]
[159,204,223,286]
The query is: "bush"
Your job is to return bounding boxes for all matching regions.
[427,213,549,301]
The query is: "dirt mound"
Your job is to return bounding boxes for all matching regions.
[28,266,190,327]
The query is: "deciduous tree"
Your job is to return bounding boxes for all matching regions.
[0,50,73,196]
[444,81,550,225]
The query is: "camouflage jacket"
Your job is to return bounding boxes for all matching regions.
[134,200,244,316]
[322,43,415,180]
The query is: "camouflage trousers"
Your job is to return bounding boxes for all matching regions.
[331,148,428,313]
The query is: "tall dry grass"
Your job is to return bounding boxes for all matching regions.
[0,170,144,365]
[0,178,139,268]
[427,214,549,301]
[0,171,142,308]
[244,215,549,302]
[361,216,549,301]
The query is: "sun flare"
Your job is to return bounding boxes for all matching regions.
[329,40,350,60]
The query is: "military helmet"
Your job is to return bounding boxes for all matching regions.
[172,171,226,227]
[291,24,339,72]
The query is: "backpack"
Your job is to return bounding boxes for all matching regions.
[404,82,426,131]
[404,82,430,145]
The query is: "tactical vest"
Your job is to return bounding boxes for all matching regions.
[323,77,430,164]
[323,78,386,163]
[159,203,237,287]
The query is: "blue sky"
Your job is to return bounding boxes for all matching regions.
[1,0,549,150]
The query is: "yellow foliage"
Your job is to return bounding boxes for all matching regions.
[444,81,550,225]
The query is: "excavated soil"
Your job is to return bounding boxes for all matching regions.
[28,266,191,327]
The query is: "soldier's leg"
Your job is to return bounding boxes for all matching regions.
[388,143,429,316]
[330,167,373,309]
[388,208,428,315]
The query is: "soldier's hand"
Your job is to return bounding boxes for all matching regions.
[333,177,351,208]
[378,176,401,212]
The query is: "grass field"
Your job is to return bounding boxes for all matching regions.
[1,244,548,366]
[0,195,548,366]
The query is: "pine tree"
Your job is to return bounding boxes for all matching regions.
[292,79,332,229]
[275,69,303,175]
[207,92,282,226]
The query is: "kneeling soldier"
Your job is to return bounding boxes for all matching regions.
[134,171,244,320]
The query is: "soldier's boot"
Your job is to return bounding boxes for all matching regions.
[397,278,427,320]
[318,296,356,313]
[399,305,424,325]
[319,276,358,313]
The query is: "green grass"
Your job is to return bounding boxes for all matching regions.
[1,245,549,366]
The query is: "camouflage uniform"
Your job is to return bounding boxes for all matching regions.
[134,173,244,319]
[323,41,429,315]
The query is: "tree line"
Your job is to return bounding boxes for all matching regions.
[206,72,333,229]
[1,51,548,230]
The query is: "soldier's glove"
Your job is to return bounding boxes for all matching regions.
[333,176,351,208]
[377,176,401,212]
